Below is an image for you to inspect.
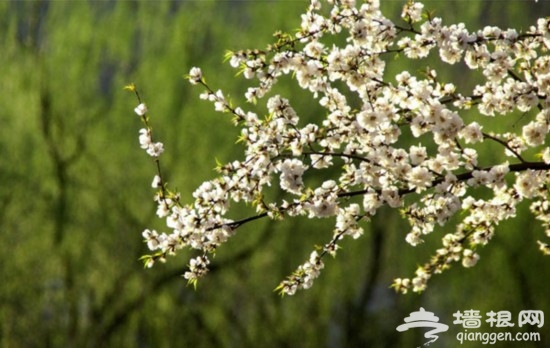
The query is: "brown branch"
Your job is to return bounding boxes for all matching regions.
[339,161,550,199]
[211,160,550,238]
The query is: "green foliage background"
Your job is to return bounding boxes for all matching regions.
[1,1,549,347]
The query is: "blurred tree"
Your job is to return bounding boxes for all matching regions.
[0,1,549,348]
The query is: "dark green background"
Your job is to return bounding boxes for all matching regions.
[1,1,549,347]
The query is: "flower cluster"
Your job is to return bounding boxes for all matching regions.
[129,0,550,295]
[275,251,325,295]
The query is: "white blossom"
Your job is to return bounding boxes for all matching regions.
[142,229,160,251]
[515,170,544,198]
[278,159,307,195]
[134,103,147,116]
[188,67,203,84]
[151,175,161,188]
[459,122,483,144]
[146,142,164,157]
[523,121,548,147]
[131,0,550,296]
[139,128,152,149]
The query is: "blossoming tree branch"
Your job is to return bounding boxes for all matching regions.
[127,0,550,295]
